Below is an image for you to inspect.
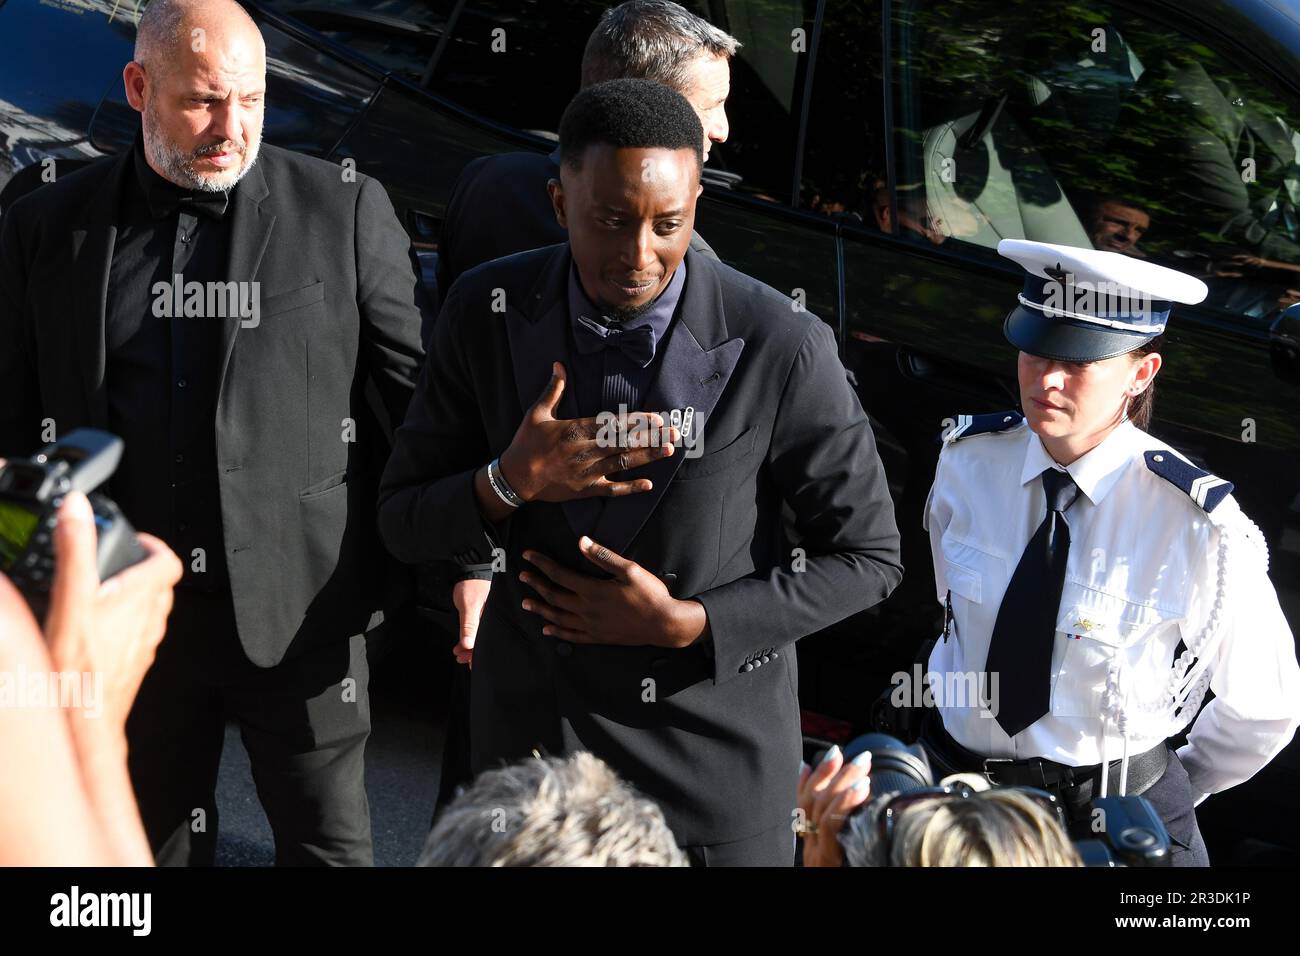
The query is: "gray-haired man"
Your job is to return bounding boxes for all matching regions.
[433,0,736,301]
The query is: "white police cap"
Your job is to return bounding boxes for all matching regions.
[997,239,1208,362]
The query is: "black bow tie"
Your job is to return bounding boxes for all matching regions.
[150,189,230,222]
[573,314,657,367]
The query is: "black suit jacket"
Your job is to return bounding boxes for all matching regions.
[0,143,428,667]
[379,243,902,845]
[435,150,717,298]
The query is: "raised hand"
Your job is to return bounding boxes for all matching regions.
[498,362,680,503]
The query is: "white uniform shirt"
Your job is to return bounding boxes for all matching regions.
[924,417,1300,804]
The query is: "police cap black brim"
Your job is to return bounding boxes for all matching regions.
[1003,304,1157,363]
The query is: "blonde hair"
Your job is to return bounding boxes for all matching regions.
[845,775,1083,867]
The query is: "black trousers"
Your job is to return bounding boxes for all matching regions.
[125,589,373,866]
[1108,745,1210,868]
[682,820,796,867]
[1052,745,1208,867]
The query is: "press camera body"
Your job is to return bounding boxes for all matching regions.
[0,429,146,616]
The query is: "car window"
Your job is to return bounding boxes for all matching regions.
[428,0,608,136]
[795,0,886,223]
[433,0,818,204]
[694,0,819,204]
[256,0,459,84]
[893,0,1300,326]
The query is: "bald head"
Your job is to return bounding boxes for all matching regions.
[125,0,266,191]
[135,0,263,77]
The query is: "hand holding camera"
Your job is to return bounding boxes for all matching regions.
[0,430,182,732]
[43,491,181,732]
[796,745,873,868]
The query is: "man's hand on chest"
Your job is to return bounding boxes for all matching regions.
[519,535,709,649]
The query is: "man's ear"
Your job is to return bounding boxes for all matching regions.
[547,178,567,229]
[123,62,148,113]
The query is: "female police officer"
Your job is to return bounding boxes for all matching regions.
[920,239,1300,866]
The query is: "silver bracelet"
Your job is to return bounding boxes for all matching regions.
[487,457,524,509]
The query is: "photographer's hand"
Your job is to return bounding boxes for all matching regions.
[797,746,873,867]
[43,492,182,866]
[44,492,182,730]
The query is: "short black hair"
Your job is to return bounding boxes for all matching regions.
[558,78,703,173]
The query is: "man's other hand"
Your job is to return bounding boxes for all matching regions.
[451,577,491,668]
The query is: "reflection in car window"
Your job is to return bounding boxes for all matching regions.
[433,0,820,205]
[893,0,1300,324]
[695,0,819,205]
[797,1,886,225]
[260,0,459,84]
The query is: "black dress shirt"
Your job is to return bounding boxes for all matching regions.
[104,136,232,591]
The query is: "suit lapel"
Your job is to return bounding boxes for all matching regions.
[504,245,590,534]
[588,249,744,556]
[70,150,135,429]
[217,159,274,405]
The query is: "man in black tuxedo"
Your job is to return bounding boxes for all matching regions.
[0,0,426,864]
[429,0,736,814]
[380,79,902,865]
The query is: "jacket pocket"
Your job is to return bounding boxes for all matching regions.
[300,469,347,499]
[260,279,325,318]
[939,536,1004,654]
[674,425,758,481]
[1050,583,1181,718]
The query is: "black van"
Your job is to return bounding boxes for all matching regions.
[2,0,1297,862]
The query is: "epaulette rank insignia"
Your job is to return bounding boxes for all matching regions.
[1144,450,1233,513]
[943,411,1024,444]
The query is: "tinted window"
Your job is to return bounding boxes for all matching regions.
[430,0,608,135]
[258,0,458,83]
[796,0,886,221]
[431,0,818,204]
[697,0,818,204]
[893,0,1300,325]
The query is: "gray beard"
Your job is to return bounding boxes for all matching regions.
[142,100,260,193]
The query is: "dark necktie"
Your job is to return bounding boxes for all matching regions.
[984,467,1081,738]
[573,313,657,368]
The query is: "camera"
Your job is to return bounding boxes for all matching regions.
[844,732,935,797]
[1073,795,1172,867]
[0,429,146,616]
[843,732,1170,866]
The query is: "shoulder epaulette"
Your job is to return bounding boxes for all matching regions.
[1143,450,1233,513]
[943,411,1024,444]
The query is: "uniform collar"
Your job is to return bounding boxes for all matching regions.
[1019,419,1139,507]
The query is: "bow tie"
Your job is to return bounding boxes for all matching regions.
[573,313,657,367]
[148,188,230,222]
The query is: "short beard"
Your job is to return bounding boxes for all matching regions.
[598,299,656,326]
[142,98,260,192]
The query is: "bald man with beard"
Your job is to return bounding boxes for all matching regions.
[0,0,429,865]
